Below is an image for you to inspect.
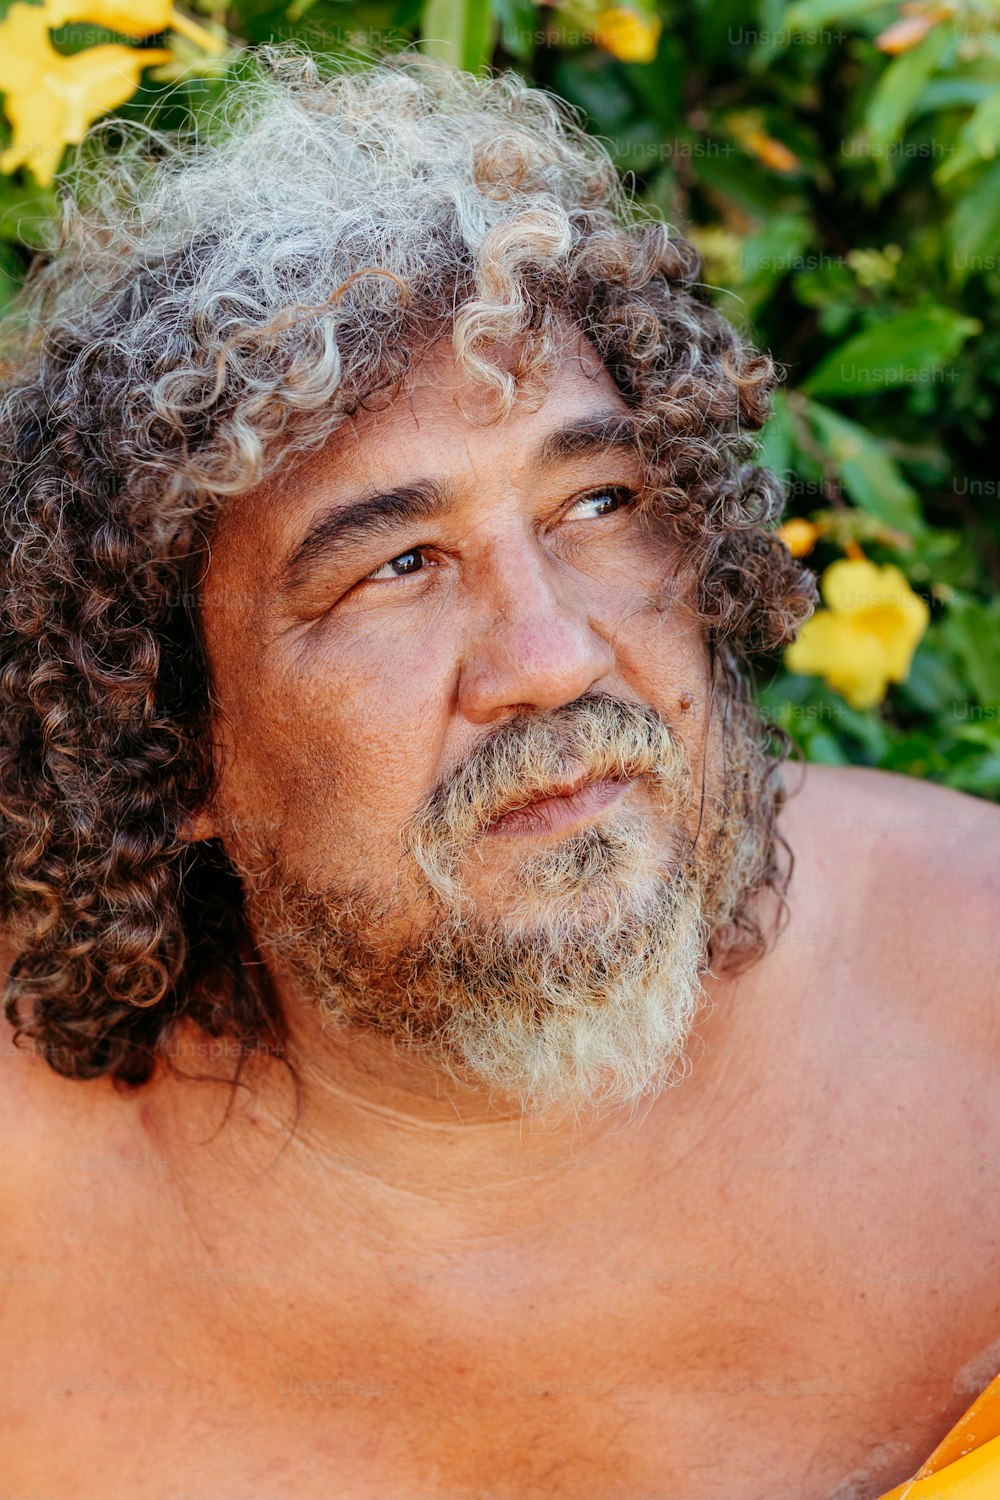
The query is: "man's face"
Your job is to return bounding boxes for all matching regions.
[195,329,756,1116]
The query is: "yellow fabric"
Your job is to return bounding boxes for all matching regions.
[876,1374,1000,1498]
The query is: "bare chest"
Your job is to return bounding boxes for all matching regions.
[4,956,1000,1499]
[1,1226,995,1500]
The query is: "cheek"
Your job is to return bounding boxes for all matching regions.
[596,583,714,798]
[245,631,453,870]
[596,521,703,648]
[604,579,710,707]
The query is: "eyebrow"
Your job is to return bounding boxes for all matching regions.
[278,409,643,592]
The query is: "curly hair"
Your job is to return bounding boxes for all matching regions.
[0,41,816,1089]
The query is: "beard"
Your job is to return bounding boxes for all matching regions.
[228,675,780,1119]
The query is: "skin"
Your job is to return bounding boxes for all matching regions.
[1,330,999,1500]
[194,334,710,942]
[189,324,733,1121]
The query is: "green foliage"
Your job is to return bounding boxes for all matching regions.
[421,0,498,69]
[0,0,997,795]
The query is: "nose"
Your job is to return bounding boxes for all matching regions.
[456,527,616,724]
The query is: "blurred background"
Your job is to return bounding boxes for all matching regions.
[1,0,998,797]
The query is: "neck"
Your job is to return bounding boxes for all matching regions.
[141,949,773,1251]
[131,930,797,1417]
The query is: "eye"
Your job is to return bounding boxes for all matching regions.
[364,547,434,583]
[361,485,641,586]
[566,484,640,521]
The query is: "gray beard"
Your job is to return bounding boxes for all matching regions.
[241,830,708,1119]
[230,689,776,1118]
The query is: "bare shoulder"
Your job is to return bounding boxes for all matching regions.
[778,760,1000,1046]
[781,758,1000,899]
[784,755,1000,848]
[0,934,136,1213]
[0,934,51,1126]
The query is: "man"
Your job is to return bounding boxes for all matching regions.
[0,42,998,1500]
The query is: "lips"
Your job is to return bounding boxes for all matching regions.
[484,773,632,838]
[487,770,598,824]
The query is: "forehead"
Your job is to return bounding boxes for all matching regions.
[295,329,625,485]
[209,328,631,574]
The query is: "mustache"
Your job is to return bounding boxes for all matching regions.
[400,692,691,901]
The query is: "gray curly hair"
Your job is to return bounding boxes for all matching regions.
[0,41,815,1088]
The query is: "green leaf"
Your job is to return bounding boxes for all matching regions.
[945,753,1000,797]
[864,23,952,149]
[939,595,1000,706]
[492,0,540,61]
[758,389,797,483]
[677,145,803,219]
[0,238,25,312]
[420,0,497,72]
[746,0,795,70]
[692,0,754,67]
[803,399,924,531]
[784,0,893,35]
[736,212,812,318]
[877,732,949,779]
[947,159,1000,282]
[627,36,686,134]
[895,637,967,714]
[801,727,852,765]
[913,77,998,119]
[801,306,981,397]
[0,176,57,249]
[954,721,1000,751]
[936,92,1000,184]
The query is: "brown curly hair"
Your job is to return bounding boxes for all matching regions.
[0,41,816,1090]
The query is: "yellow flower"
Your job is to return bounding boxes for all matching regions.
[0,2,56,95]
[592,7,662,63]
[45,0,226,52]
[0,1,172,186]
[875,14,935,52]
[785,557,930,710]
[741,128,801,174]
[777,518,819,558]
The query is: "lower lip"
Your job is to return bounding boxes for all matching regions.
[484,778,632,839]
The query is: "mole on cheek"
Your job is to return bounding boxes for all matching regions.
[679,691,695,714]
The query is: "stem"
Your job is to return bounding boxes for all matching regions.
[168,6,227,53]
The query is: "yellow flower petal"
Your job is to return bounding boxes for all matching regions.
[44,0,173,33]
[0,87,66,185]
[0,2,54,95]
[786,612,892,709]
[592,7,661,63]
[785,558,930,709]
[0,42,171,186]
[44,0,226,52]
[861,604,929,683]
[777,518,819,558]
[823,559,929,680]
[821,557,889,614]
[742,129,801,175]
[68,43,172,136]
[875,14,935,52]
